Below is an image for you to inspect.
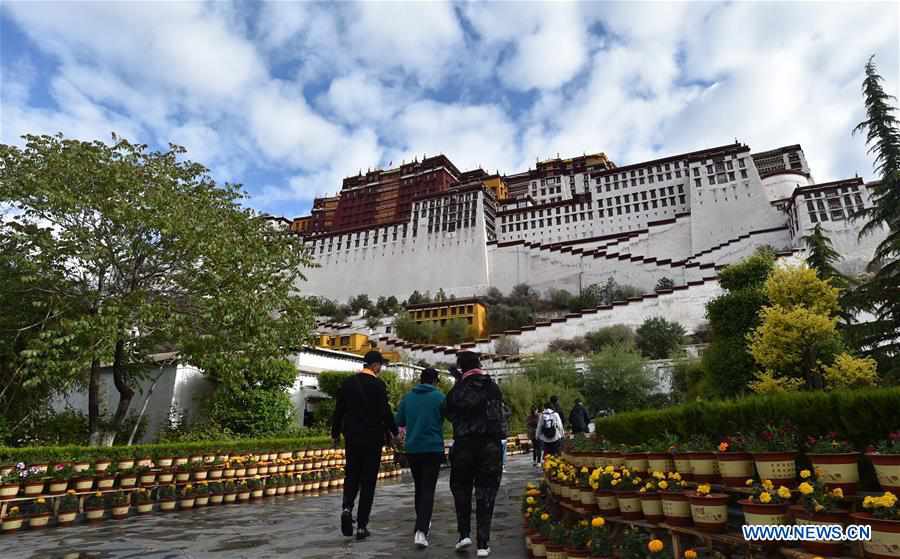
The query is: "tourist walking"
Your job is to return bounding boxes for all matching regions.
[549,395,565,427]
[537,402,564,456]
[526,407,542,466]
[444,351,507,558]
[569,399,591,435]
[331,351,399,540]
[394,368,445,549]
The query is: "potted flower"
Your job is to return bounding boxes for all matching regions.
[265,476,279,497]
[790,468,848,556]
[235,480,250,502]
[249,476,265,499]
[687,483,729,533]
[84,491,107,521]
[73,457,92,473]
[58,491,79,525]
[21,465,45,496]
[135,453,152,469]
[174,463,192,483]
[657,471,692,526]
[1,506,23,533]
[158,484,177,511]
[588,516,611,559]
[590,466,619,517]
[97,464,117,490]
[0,467,21,499]
[669,441,693,481]
[852,491,900,559]
[612,468,644,520]
[71,465,96,492]
[115,454,135,471]
[566,520,591,559]
[208,482,224,505]
[94,456,112,473]
[806,433,860,494]
[716,435,754,488]
[118,466,138,489]
[109,490,130,519]
[867,432,900,493]
[191,460,209,482]
[136,464,156,486]
[245,456,259,477]
[638,479,665,523]
[623,443,649,474]
[529,510,550,559]
[225,481,240,504]
[154,451,174,469]
[739,478,792,525]
[173,454,188,467]
[646,435,677,474]
[287,475,299,494]
[133,488,154,514]
[684,434,720,484]
[178,483,196,510]
[545,522,568,559]
[194,482,209,506]
[28,497,52,529]
[574,467,595,515]
[747,424,799,487]
[48,464,74,494]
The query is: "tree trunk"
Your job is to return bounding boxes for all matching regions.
[87,357,101,445]
[106,338,134,447]
[126,368,165,446]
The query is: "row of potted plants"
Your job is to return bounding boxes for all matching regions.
[563,428,900,494]
[1,464,407,534]
[543,454,900,558]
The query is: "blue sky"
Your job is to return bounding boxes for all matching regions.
[1,2,897,218]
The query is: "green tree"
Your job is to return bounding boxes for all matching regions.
[348,294,373,314]
[585,325,636,352]
[701,249,775,397]
[655,277,675,291]
[205,358,298,437]
[802,224,847,288]
[437,318,469,345]
[546,288,574,311]
[0,134,314,445]
[522,352,580,389]
[583,344,654,414]
[635,317,686,359]
[407,290,428,306]
[848,55,900,378]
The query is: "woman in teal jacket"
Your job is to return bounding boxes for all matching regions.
[395,368,445,549]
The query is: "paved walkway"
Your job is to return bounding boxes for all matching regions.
[11,454,539,559]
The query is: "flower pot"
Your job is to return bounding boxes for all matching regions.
[224,493,238,503]
[196,496,209,507]
[234,467,246,477]
[190,455,204,463]
[276,487,287,495]
[49,480,69,494]
[238,491,250,501]
[808,453,860,494]
[98,476,116,490]
[790,505,848,556]
[84,507,106,522]
[594,490,619,517]
[647,453,675,474]
[867,453,900,493]
[140,473,156,486]
[566,549,590,559]
[209,495,223,505]
[662,493,693,526]
[251,489,264,499]
[265,487,277,497]
[175,472,190,483]
[287,485,297,494]
[532,535,547,558]
[136,458,152,468]
[173,457,188,466]
[739,499,789,525]
[112,505,130,519]
[752,451,797,487]
[157,457,174,468]
[29,514,51,529]
[624,452,649,473]
[687,452,721,483]
[616,491,643,520]
[546,544,566,559]
[23,481,44,496]
[208,468,223,480]
[717,452,755,487]
[94,460,111,472]
[245,466,258,476]
[0,483,18,500]
[119,475,138,489]
[852,512,900,559]
[579,489,596,513]
[136,503,154,514]
[640,492,665,523]
[159,499,176,511]
[606,452,624,467]
[73,462,91,473]
[116,460,134,471]
[688,492,729,533]
[178,498,195,510]
[158,471,174,484]
[192,470,208,481]
[73,477,94,491]
[673,454,693,481]
[57,511,77,525]
[1,518,23,532]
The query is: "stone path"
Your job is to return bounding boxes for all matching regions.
[10,454,540,559]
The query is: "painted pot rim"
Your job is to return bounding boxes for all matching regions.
[687,492,729,505]
[752,451,798,460]
[717,452,753,461]
[789,504,848,523]
[850,512,900,532]
[738,499,789,514]
[807,452,860,463]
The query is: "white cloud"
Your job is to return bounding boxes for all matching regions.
[318,72,410,126]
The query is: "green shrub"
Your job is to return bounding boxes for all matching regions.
[593,387,900,448]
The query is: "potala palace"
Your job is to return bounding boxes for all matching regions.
[270,142,885,363]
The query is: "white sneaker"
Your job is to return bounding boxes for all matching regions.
[477,548,491,557]
[414,531,428,548]
[456,537,473,551]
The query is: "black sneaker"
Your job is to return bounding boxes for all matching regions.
[356,527,371,540]
[341,509,354,537]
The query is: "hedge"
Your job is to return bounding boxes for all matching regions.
[593,387,900,447]
[0,436,333,465]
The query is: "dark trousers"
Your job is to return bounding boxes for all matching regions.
[531,437,542,463]
[342,439,383,528]
[407,452,442,534]
[543,440,561,456]
[450,437,502,548]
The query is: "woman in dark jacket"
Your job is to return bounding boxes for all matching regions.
[526,407,542,466]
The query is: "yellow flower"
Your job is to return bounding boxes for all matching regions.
[526,496,536,505]
[612,472,621,479]
[777,486,791,499]
[579,520,589,527]
[527,482,537,489]
[611,479,620,486]
[540,513,550,521]
[648,539,664,553]
[581,467,588,473]
[671,472,682,481]
[800,469,812,479]
[527,507,534,514]
[745,479,754,486]
[8,507,18,515]
[798,482,814,495]
[36,497,46,504]
[685,550,698,559]
[592,516,605,527]
[658,480,669,490]
[95,491,102,497]
[759,492,772,504]
[762,479,774,491]
[697,484,711,495]
[831,488,844,499]
[653,471,665,480]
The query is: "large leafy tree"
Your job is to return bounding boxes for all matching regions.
[0,134,314,445]
[635,316,686,359]
[584,344,654,414]
[849,55,900,378]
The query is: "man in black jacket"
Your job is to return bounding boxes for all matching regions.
[569,399,591,434]
[443,351,506,557]
[331,351,398,540]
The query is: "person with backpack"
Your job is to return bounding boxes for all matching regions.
[537,402,564,456]
[569,399,591,435]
